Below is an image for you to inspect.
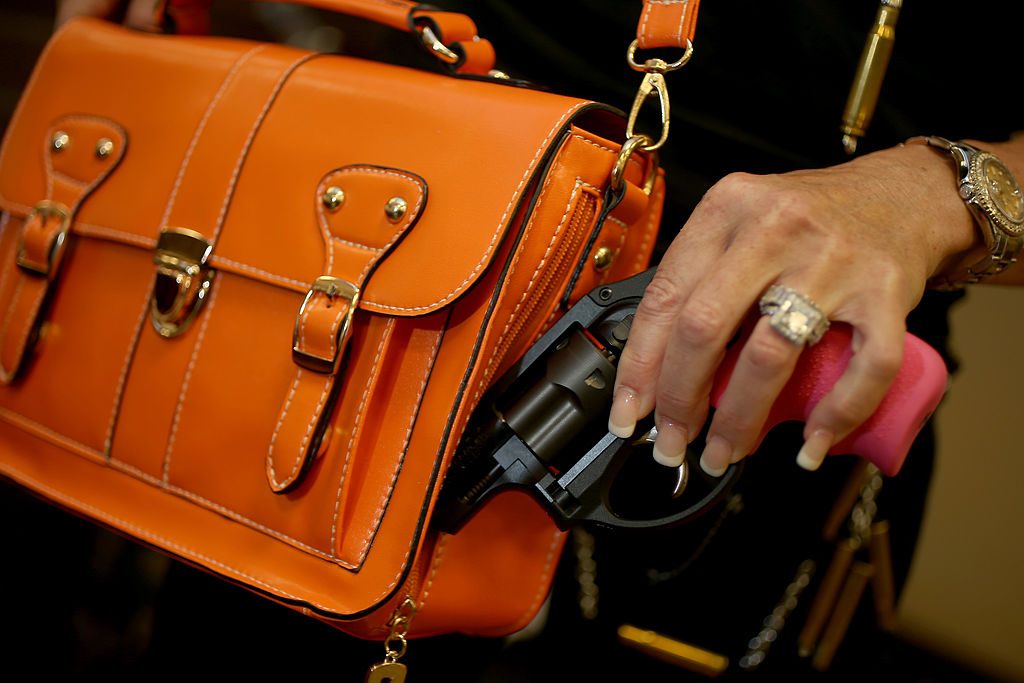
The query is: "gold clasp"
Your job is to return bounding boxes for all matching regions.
[610,134,658,197]
[291,276,360,374]
[623,39,693,153]
[16,200,71,277]
[417,24,461,65]
[150,228,215,338]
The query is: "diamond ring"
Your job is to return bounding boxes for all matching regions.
[758,285,829,346]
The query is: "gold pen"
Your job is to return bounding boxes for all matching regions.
[840,0,902,155]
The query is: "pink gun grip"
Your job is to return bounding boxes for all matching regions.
[709,323,948,476]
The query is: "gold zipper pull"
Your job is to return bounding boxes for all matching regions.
[840,0,902,155]
[365,598,417,683]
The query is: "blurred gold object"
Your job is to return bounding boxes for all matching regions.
[798,537,859,657]
[617,624,728,677]
[869,521,898,631]
[840,0,902,154]
[812,562,876,671]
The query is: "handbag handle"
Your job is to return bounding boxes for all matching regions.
[161,1,703,72]
[159,0,497,75]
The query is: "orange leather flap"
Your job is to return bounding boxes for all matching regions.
[0,18,594,317]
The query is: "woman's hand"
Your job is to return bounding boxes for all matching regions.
[609,142,981,475]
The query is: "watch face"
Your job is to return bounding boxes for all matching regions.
[980,156,1024,231]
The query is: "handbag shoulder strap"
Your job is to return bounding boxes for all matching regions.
[637,0,701,50]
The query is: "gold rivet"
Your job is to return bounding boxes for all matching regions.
[322,186,345,211]
[95,138,114,159]
[51,131,70,152]
[593,246,614,271]
[384,196,408,222]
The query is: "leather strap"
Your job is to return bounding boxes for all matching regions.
[0,116,126,383]
[163,0,496,75]
[636,0,701,50]
[267,165,426,493]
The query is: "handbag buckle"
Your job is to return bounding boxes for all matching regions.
[16,200,71,277]
[292,276,360,374]
[150,228,215,338]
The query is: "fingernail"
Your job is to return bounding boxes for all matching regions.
[652,418,688,467]
[700,435,732,477]
[796,429,834,471]
[609,388,638,438]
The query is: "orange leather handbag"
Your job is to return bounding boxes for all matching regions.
[0,0,696,646]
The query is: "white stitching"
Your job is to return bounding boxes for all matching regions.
[676,0,688,43]
[519,530,564,629]
[329,318,395,554]
[76,223,156,249]
[159,45,266,231]
[266,369,304,489]
[208,255,308,290]
[161,282,221,484]
[211,51,320,244]
[353,323,444,562]
[570,134,645,175]
[367,103,587,313]
[102,283,154,456]
[471,177,583,404]
[415,532,449,614]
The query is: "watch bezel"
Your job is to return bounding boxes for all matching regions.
[966,151,1024,237]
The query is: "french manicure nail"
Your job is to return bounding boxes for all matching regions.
[608,388,638,438]
[796,429,834,471]
[652,418,688,467]
[700,435,732,477]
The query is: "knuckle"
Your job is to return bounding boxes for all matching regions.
[638,275,683,320]
[744,333,794,374]
[826,395,869,430]
[864,346,903,382]
[656,384,705,420]
[676,299,725,348]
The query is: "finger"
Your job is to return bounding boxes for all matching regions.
[609,223,725,439]
[125,0,163,31]
[797,305,905,471]
[700,315,802,475]
[55,0,121,28]
[648,246,779,467]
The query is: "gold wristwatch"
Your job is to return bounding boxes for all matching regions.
[910,136,1024,287]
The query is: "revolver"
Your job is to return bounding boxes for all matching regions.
[435,269,948,533]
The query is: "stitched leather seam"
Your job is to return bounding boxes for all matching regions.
[472,177,586,404]
[161,282,221,484]
[367,103,587,313]
[569,134,644,175]
[0,406,356,568]
[102,283,154,457]
[211,51,321,244]
[639,0,654,49]
[329,318,395,554]
[353,324,444,562]
[208,255,307,289]
[76,223,156,249]
[599,214,630,286]
[516,530,564,631]
[160,44,266,231]
[415,532,449,614]
[267,369,304,489]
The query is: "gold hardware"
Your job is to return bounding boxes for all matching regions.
[623,39,692,154]
[150,228,215,338]
[95,138,114,159]
[418,24,460,65]
[17,200,72,277]
[618,624,729,677]
[384,197,408,222]
[365,598,416,683]
[51,131,70,152]
[322,186,345,211]
[610,134,657,196]
[626,39,694,74]
[593,246,614,271]
[292,276,360,374]
[840,0,901,155]
[812,562,875,671]
[488,69,511,80]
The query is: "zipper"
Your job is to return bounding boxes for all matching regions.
[489,189,599,378]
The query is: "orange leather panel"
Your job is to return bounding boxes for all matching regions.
[637,0,702,50]
[0,16,664,638]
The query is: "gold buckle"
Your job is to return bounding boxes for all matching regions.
[150,228,215,338]
[292,276,360,374]
[610,134,658,196]
[16,200,71,277]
